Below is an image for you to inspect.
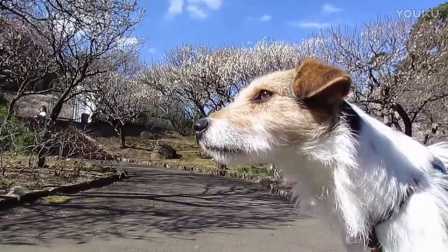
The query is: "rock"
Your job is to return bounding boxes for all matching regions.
[153,144,178,159]
[140,131,150,139]
[5,186,29,201]
[150,152,163,160]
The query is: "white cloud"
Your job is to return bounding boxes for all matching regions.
[322,3,342,14]
[187,4,208,19]
[165,0,222,19]
[259,14,272,22]
[287,21,331,29]
[167,0,184,16]
[246,14,272,22]
[188,0,222,10]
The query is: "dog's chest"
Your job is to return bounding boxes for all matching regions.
[278,153,395,223]
[276,157,337,210]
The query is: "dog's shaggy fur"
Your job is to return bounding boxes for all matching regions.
[195,58,448,252]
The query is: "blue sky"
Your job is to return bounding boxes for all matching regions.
[133,0,446,63]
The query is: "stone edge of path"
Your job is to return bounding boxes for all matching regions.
[118,157,293,199]
[0,169,128,211]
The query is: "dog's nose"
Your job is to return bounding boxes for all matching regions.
[194,118,209,135]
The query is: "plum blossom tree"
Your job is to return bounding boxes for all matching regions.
[88,70,153,148]
[300,17,448,143]
[141,39,302,125]
[0,0,144,121]
[0,18,58,120]
[141,16,447,145]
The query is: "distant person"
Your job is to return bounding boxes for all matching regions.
[35,106,47,128]
[37,106,47,117]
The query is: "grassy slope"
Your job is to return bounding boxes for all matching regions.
[96,134,273,177]
[0,156,115,193]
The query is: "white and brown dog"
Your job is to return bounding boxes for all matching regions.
[194,58,448,252]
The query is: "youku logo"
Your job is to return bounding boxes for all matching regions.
[395,9,441,19]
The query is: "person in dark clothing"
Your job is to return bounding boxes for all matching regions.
[35,106,47,128]
[37,106,47,117]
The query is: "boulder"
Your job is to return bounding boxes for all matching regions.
[150,152,163,160]
[153,144,177,159]
[140,131,150,139]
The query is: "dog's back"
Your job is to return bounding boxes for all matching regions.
[344,102,448,251]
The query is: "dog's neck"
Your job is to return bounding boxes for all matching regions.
[272,103,361,232]
[274,100,435,241]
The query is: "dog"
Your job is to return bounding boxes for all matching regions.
[194,58,448,252]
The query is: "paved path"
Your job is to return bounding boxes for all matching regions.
[0,163,344,252]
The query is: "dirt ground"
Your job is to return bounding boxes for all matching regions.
[0,155,117,193]
[0,132,273,195]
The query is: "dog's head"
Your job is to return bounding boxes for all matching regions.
[195,58,352,165]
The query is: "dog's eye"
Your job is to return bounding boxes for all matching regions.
[254,89,273,102]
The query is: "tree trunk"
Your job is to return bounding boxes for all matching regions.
[37,154,46,168]
[383,114,392,126]
[423,123,439,145]
[36,129,51,168]
[192,100,207,118]
[1,146,5,177]
[49,86,73,121]
[118,122,126,149]
[50,98,65,121]
[5,96,19,120]
[393,103,412,137]
[37,143,46,168]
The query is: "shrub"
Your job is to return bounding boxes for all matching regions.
[0,95,7,106]
[0,104,35,153]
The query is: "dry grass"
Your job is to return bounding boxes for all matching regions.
[0,155,116,194]
[96,134,274,177]
[40,195,71,203]
[0,133,274,195]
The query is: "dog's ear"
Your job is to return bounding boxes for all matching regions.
[293,58,351,108]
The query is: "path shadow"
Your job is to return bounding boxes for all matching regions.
[0,164,307,245]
